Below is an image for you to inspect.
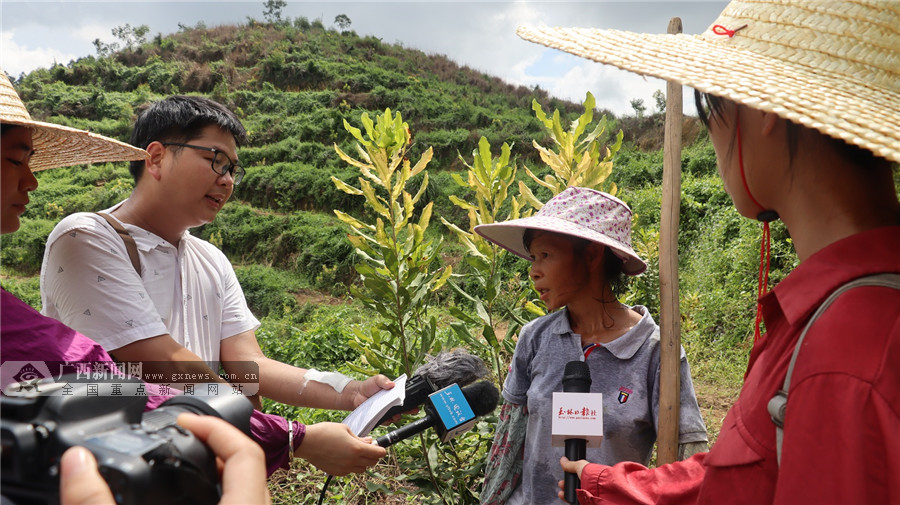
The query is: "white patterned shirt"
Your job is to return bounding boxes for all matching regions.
[40,201,259,370]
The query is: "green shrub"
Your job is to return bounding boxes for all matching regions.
[0,275,42,310]
[681,209,796,348]
[234,264,301,318]
[199,203,356,290]
[0,219,57,275]
[26,165,134,219]
[237,162,359,213]
[609,147,663,189]
[256,304,367,422]
[256,306,360,370]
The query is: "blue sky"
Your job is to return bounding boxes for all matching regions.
[1,1,728,116]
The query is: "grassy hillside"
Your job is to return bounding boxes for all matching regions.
[16,19,584,169]
[0,15,836,504]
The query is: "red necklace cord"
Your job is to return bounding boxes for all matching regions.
[735,108,773,343]
[754,221,772,343]
[735,109,767,213]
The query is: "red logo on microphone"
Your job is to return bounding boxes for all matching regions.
[618,387,632,404]
[556,407,598,420]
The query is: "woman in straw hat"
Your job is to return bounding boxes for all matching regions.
[474,187,708,505]
[516,1,900,504]
[0,70,271,504]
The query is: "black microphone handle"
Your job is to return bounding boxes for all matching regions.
[561,361,591,505]
[564,437,586,504]
[374,415,437,447]
[376,373,433,425]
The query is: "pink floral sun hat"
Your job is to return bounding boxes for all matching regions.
[474,186,647,275]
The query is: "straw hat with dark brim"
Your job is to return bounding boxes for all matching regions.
[517,0,900,165]
[1,70,147,171]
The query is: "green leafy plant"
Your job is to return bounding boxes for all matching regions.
[331,108,451,379]
[440,137,540,385]
[520,91,624,209]
[333,111,511,505]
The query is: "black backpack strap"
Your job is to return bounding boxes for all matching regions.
[95,212,142,276]
[767,273,900,466]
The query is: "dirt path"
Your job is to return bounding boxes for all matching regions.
[693,379,741,443]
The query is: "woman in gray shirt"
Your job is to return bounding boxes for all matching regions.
[475,187,708,504]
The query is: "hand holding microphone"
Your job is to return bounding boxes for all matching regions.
[557,457,592,502]
[376,349,489,426]
[374,380,499,448]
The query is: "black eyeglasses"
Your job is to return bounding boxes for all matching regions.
[161,142,245,186]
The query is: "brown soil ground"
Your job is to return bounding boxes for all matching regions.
[693,378,741,444]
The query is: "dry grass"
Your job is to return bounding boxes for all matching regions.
[692,372,742,444]
[268,451,421,504]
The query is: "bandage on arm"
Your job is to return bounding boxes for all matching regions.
[300,369,353,394]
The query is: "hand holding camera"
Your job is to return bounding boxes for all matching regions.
[59,415,270,505]
[1,376,263,505]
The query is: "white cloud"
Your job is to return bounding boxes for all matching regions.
[491,1,542,25]
[72,24,117,44]
[0,31,77,78]
[550,63,667,115]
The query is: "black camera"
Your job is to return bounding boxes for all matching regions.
[0,376,253,505]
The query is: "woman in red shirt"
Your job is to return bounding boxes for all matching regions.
[516,1,900,504]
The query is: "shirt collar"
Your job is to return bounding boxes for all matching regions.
[765,226,900,326]
[105,199,189,252]
[551,306,656,360]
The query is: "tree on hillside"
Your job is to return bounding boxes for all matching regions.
[653,89,666,115]
[92,38,118,58]
[112,24,149,50]
[334,14,352,31]
[630,98,647,120]
[263,0,287,23]
[178,21,207,32]
[94,23,149,56]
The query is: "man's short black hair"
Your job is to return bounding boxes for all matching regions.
[129,95,247,182]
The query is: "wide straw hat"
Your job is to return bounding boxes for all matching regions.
[474,187,647,275]
[0,70,147,171]
[517,0,900,164]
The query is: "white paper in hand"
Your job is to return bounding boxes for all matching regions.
[342,374,407,436]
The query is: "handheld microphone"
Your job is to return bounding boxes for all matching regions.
[562,360,591,505]
[376,349,489,425]
[375,380,499,448]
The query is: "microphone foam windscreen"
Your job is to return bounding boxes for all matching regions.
[563,360,590,381]
[460,380,500,417]
[414,348,489,389]
[562,360,592,391]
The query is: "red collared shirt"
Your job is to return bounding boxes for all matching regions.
[578,226,900,505]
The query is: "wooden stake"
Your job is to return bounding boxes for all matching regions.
[657,16,683,466]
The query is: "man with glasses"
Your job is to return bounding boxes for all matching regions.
[161,142,245,184]
[39,95,391,475]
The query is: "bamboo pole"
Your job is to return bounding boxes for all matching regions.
[657,16,684,466]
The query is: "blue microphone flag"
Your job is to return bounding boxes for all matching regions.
[429,384,476,441]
